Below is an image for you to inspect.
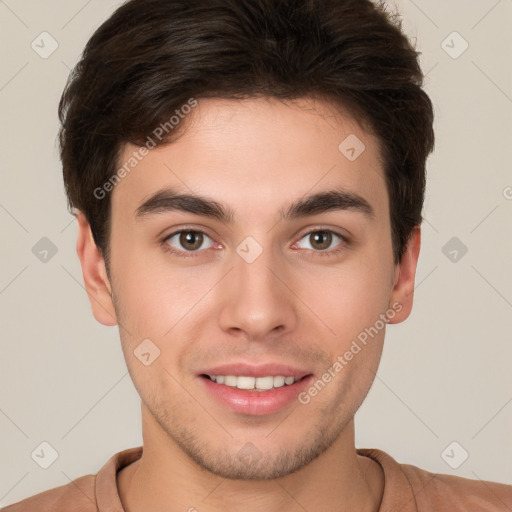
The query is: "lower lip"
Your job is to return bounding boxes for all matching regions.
[199,375,314,416]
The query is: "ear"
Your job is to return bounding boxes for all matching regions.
[75,211,118,326]
[387,225,421,324]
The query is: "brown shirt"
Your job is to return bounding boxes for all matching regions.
[2,446,511,511]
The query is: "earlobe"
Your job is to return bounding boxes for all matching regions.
[387,225,421,324]
[75,211,118,326]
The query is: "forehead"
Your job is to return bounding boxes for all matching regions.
[111,96,388,224]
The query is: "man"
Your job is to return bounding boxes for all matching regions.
[3,0,511,510]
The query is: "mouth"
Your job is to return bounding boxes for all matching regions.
[200,373,309,391]
[197,368,314,415]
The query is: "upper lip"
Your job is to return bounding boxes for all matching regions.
[198,362,311,379]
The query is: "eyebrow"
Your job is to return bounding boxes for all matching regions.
[135,186,375,223]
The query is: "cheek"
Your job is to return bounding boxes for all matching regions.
[295,255,393,339]
[110,239,218,335]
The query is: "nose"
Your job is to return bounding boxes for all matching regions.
[217,242,299,341]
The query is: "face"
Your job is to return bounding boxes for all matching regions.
[78,96,419,480]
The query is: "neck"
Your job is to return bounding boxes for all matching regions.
[118,405,384,512]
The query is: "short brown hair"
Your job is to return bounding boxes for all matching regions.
[58,0,435,271]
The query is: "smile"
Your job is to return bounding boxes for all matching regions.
[204,374,300,391]
[199,373,313,415]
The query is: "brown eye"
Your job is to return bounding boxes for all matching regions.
[165,230,214,253]
[309,231,332,250]
[179,231,203,250]
[295,230,346,253]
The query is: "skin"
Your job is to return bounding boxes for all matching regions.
[76,96,421,512]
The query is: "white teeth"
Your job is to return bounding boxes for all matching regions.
[256,376,274,390]
[224,375,238,387]
[236,376,255,389]
[273,376,285,387]
[207,375,299,390]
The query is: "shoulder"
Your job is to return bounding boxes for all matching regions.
[0,475,97,512]
[358,448,512,512]
[401,461,512,511]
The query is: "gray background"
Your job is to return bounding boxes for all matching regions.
[1,0,511,506]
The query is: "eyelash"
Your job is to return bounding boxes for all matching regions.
[160,227,350,259]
